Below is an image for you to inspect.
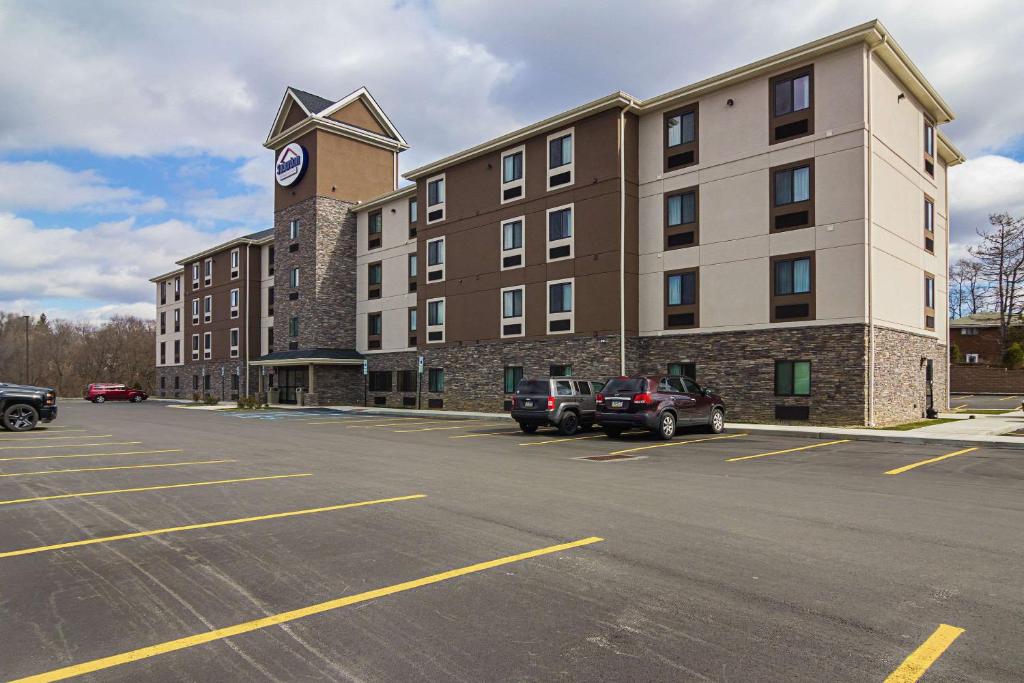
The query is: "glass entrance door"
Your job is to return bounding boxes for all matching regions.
[277,367,308,404]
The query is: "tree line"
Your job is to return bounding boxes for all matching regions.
[0,313,154,397]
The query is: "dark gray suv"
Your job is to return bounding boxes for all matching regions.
[510,377,605,436]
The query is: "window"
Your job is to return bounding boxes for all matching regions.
[408,197,418,238]
[503,366,524,394]
[174,276,181,301]
[664,103,699,171]
[547,278,574,334]
[960,328,979,336]
[160,282,167,305]
[159,341,166,365]
[665,188,698,249]
[546,204,573,262]
[547,128,574,189]
[408,253,418,292]
[924,119,936,176]
[924,196,935,254]
[501,285,525,338]
[203,331,212,360]
[159,311,166,335]
[665,269,699,329]
[398,370,417,392]
[267,286,274,316]
[500,145,526,203]
[267,326,274,353]
[230,288,240,318]
[192,298,200,324]
[428,368,445,392]
[667,362,697,380]
[203,295,212,323]
[775,360,811,396]
[426,174,445,223]
[204,375,211,391]
[408,307,417,347]
[229,328,239,358]
[965,353,980,364]
[191,334,200,360]
[289,267,299,288]
[230,248,240,278]
[289,316,299,338]
[193,375,198,391]
[173,308,180,332]
[426,297,445,343]
[192,262,200,289]
[500,217,525,270]
[924,273,936,330]
[204,257,213,286]
[368,371,392,392]
[368,209,382,249]
[289,219,300,241]
[549,364,572,377]
[771,160,814,232]
[267,246,275,276]
[367,312,382,350]
[367,262,382,299]
[426,236,445,282]
[770,66,814,144]
[771,253,815,322]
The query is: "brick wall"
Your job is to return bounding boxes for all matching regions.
[951,365,1024,393]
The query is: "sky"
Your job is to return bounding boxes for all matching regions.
[0,1,1022,323]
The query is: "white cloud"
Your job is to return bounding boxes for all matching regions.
[948,155,1024,254]
[0,161,165,214]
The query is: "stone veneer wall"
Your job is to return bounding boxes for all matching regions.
[309,365,363,406]
[155,366,188,399]
[274,196,358,350]
[157,360,257,402]
[638,324,869,426]
[871,326,948,425]
[366,351,420,408]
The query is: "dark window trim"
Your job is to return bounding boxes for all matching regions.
[408,306,418,347]
[774,359,812,396]
[923,194,935,254]
[769,158,815,233]
[770,251,816,323]
[503,365,524,394]
[368,209,383,249]
[428,367,445,393]
[664,186,699,249]
[367,261,382,299]
[924,272,936,330]
[769,64,815,145]
[367,312,382,349]
[923,118,936,177]
[663,102,699,172]
[664,267,699,329]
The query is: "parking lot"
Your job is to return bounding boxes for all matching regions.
[2,401,1022,681]
[950,393,1024,412]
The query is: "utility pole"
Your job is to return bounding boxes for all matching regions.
[22,315,29,385]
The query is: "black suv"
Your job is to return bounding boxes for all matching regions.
[511,377,605,436]
[596,375,725,439]
[0,383,58,431]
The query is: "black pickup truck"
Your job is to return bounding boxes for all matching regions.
[0,383,58,431]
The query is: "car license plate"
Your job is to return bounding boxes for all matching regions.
[523,399,533,408]
[611,400,624,408]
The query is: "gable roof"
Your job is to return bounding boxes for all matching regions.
[289,87,334,116]
[265,86,408,152]
[950,313,1023,328]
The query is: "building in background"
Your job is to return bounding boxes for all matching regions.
[152,20,963,425]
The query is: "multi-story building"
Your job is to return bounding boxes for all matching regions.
[153,20,963,425]
[151,268,184,397]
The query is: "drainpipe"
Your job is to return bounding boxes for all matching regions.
[866,32,888,426]
[944,147,951,410]
[618,106,627,375]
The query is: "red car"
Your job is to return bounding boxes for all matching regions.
[84,383,148,403]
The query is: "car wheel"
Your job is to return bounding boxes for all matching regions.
[656,412,676,440]
[558,411,579,436]
[707,408,725,434]
[94,396,106,403]
[519,422,538,434]
[603,426,623,438]
[131,395,143,403]
[3,404,39,432]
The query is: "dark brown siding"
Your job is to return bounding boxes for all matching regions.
[183,243,262,364]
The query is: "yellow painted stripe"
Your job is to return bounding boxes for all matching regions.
[0,459,233,479]
[519,433,608,446]
[11,536,602,682]
[0,474,312,506]
[608,432,746,455]
[0,430,88,439]
[393,423,479,433]
[997,395,1019,401]
[345,419,450,429]
[950,404,967,412]
[0,441,140,451]
[305,416,424,424]
[0,448,182,463]
[883,624,965,683]
[0,493,425,560]
[449,430,522,439]
[884,447,977,475]
[725,439,850,462]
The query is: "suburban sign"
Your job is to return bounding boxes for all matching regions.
[275,143,308,187]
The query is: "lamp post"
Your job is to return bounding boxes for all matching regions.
[21,315,29,385]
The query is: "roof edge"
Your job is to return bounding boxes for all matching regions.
[350,184,417,213]
[173,233,271,266]
[148,268,184,283]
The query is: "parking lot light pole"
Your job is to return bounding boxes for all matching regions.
[22,315,29,385]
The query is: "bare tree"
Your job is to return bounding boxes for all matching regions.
[949,258,988,318]
[968,213,1024,350]
[948,260,966,319]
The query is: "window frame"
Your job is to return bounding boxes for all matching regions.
[775,360,812,396]
[192,298,200,324]
[230,288,240,318]
[367,209,383,250]
[924,195,935,254]
[426,236,445,282]
[367,312,382,350]
[288,316,299,338]
[924,272,936,330]
[203,331,212,360]
[546,127,575,190]
[173,308,180,332]
[546,203,574,263]
[426,296,445,344]
[408,252,418,292]
[503,366,524,394]
[191,262,200,289]
[203,295,212,323]
[546,277,575,335]
[230,248,240,279]
[500,216,525,271]
[289,266,299,289]
[229,327,239,358]
[664,186,699,249]
[663,103,699,172]
[769,64,815,145]
[664,268,699,330]
[289,219,300,241]
[426,173,446,224]
[367,261,382,300]
[407,306,417,347]
[428,367,445,393]
[191,334,200,360]
[769,158,815,233]
[770,252,816,323]
[204,257,213,286]
[500,285,526,339]
[500,144,526,204]
[408,197,418,238]
[923,118,936,177]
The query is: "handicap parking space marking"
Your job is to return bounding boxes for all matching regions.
[884,447,978,475]
[725,439,850,462]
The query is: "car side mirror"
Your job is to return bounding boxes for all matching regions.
[701,387,713,396]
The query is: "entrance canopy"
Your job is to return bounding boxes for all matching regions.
[250,348,364,367]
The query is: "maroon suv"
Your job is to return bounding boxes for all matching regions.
[596,375,725,439]
[84,383,148,403]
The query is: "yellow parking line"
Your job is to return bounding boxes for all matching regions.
[11,535,602,682]
[725,439,850,462]
[0,473,313,507]
[997,395,1019,401]
[608,432,746,455]
[884,447,977,475]
[520,433,608,446]
[0,430,88,439]
[883,624,964,682]
[449,429,522,439]
[0,448,182,463]
[950,404,968,412]
[305,416,423,424]
[393,423,481,433]
[0,441,140,451]
[0,459,234,479]
[346,419,451,429]
[0,493,425,560]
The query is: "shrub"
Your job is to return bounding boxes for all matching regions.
[192,392,202,403]
[203,394,220,405]
[1003,342,1024,369]
[950,343,964,364]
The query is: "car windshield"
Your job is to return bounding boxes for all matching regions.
[516,380,550,395]
[603,378,646,394]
